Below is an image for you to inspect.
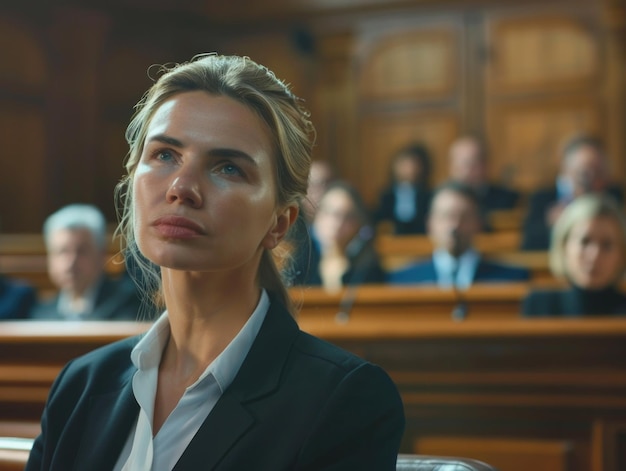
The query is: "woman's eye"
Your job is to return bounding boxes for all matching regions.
[156,150,175,162]
[220,163,243,177]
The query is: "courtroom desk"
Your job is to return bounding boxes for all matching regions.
[290,283,529,322]
[376,232,522,271]
[3,317,626,470]
[294,316,626,471]
[0,321,151,424]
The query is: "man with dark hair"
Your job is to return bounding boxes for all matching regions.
[520,135,624,251]
[388,181,529,286]
[448,135,520,217]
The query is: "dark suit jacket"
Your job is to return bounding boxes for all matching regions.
[520,185,624,250]
[26,297,405,471]
[522,285,626,317]
[478,183,520,213]
[373,186,431,235]
[30,275,143,321]
[0,276,36,319]
[388,256,530,284]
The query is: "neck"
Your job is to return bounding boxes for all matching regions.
[160,268,261,375]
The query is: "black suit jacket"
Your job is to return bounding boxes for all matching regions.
[388,256,530,285]
[0,275,36,319]
[26,297,405,470]
[30,275,143,321]
[522,286,626,317]
[373,186,431,235]
[478,183,520,213]
[521,185,624,250]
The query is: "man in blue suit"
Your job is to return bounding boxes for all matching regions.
[388,181,530,287]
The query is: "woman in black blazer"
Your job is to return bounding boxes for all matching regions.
[373,143,432,235]
[522,194,626,317]
[26,54,404,471]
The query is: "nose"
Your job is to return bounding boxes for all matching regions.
[583,243,601,263]
[165,167,203,208]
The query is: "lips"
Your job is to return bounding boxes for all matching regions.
[152,215,205,239]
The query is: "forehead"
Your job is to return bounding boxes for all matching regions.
[570,215,621,238]
[432,189,475,213]
[566,145,603,166]
[320,188,353,208]
[146,91,274,156]
[49,227,96,246]
[451,140,481,161]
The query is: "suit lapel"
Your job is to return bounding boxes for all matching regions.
[73,368,139,471]
[174,299,300,470]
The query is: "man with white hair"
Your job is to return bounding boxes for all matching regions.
[30,204,142,320]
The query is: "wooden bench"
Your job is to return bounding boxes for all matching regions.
[375,232,553,282]
[290,283,530,322]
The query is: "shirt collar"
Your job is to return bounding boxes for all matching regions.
[432,248,480,289]
[130,289,270,394]
[56,276,103,317]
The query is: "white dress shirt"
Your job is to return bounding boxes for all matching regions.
[393,183,417,222]
[432,248,480,290]
[56,277,102,318]
[113,289,270,471]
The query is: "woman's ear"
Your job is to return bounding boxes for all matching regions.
[262,204,299,249]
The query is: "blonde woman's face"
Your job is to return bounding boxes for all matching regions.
[132,91,293,275]
[564,216,625,289]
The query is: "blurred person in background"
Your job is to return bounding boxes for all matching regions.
[30,203,142,320]
[287,160,336,282]
[373,143,432,235]
[521,135,624,251]
[293,181,385,290]
[0,274,36,319]
[522,194,626,316]
[300,160,336,224]
[388,181,529,287]
[448,135,521,224]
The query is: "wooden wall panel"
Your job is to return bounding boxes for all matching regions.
[359,112,460,205]
[0,17,48,233]
[354,18,463,206]
[0,1,622,234]
[359,29,458,101]
[484,9,609,194]
[487,97,602,190]
[0,106,47,232]
[486,15,599,95]
[0,18,47,94]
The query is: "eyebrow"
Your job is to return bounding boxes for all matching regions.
[147,133,258,166]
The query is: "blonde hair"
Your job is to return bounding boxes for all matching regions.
[549,194,626,279]
[115,54,314,314]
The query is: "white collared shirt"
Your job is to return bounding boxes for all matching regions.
[56,277,102,318]
[393,183,417,222]
[432,248,480,290]
[114,290,270,471]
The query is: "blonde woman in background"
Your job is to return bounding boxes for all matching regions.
[522,194,626,316]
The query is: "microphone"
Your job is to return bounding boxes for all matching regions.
[334,226,375,324]
[449,229,468,321]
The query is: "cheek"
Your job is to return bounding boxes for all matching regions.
[600,250,625,276]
